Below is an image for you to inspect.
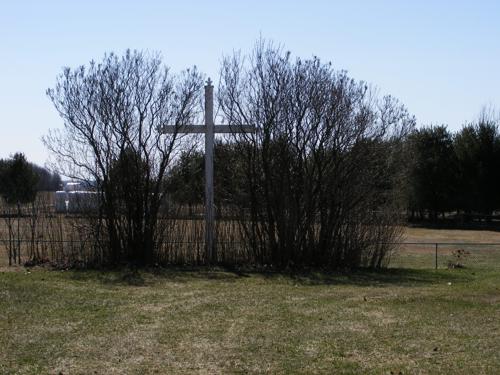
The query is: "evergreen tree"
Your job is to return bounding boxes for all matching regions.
[407,126,457,220]
[454,120,500,218]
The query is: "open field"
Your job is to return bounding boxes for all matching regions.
[0,227,499,374]
[404,227,500,243]
[391,227,500,270]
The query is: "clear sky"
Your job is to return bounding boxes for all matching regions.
[1,0,499,165]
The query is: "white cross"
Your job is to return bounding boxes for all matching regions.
[161,78,254,264]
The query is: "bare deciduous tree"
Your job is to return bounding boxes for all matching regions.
[45,50,203,265]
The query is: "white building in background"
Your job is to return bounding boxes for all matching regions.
[54,191,68,212]
[54,181,99,213]
[67,190,99,213]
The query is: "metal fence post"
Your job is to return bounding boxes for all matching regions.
[435,243,438,270]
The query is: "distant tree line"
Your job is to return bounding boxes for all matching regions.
[168,116,500,225]
[0,153,61,197]
[407,115,500,222]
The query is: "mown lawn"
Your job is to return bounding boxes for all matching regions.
[0,264,499,374]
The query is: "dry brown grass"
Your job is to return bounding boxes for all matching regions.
[404,227,500,243]
[1,265,499,374]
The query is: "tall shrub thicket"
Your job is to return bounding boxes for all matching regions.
[217,42,415,268]
[45,50,204,265]
[44,45,416,268]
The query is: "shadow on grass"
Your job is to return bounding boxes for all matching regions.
[66,265,475,288]
[284,268,475,287]
[68,265,252,286]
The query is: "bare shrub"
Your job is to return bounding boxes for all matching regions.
[218,40,414,268]
[44,50,203,265]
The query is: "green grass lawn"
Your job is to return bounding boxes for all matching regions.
[1,265,499,374]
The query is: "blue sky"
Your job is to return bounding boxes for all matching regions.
[1,0,499,165]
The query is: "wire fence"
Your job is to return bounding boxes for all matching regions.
[2,194,499,269]
[2,194,500,269]
[1,236,500,270]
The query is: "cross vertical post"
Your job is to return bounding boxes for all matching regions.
[160,77,254,266]
[204,79,215,264]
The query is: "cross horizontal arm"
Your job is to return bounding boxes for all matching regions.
[160,124,255,134]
